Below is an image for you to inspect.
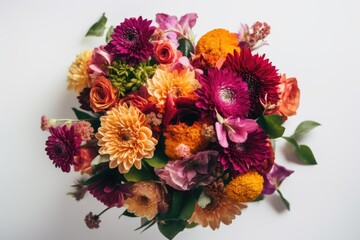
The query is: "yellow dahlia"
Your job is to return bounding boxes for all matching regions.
[225,171,264,203]
[96,104,158,173]
[195,28,240,67]
[67,50,93,93]
[124,181,168,220]
[147,66,200,105]
[188,180,247,230]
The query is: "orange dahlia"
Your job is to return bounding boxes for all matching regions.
[147,66,200,105]
[96,104,158,173]
[124,181,168,220]
[67,50,93,93]
[195,28,240,67]
[189,179,247,230]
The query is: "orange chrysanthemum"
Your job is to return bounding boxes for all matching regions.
[147,66,200,105]
[67,50,93,93]
[96,104,158,173]
[225,171,264,203]
[164,121,209,159]
[124,181,168,220]
[195,28,240,67]
[189,179,247,230]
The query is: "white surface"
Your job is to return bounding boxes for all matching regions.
[1,0,359,239]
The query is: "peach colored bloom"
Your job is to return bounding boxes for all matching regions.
[74,121,94,141]
[96,104,158,173]
[74,146,98,175]
[154,40,179,64]
[124,181,168,220]
[278,74,300,117]
[67,50,93,93]
[147,66,200,105]
[89,76,118,112]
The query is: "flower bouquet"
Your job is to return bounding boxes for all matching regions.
[41,13,319,239]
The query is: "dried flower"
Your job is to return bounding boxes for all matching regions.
[84,212,101,229]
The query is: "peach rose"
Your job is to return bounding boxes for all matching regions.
[74,146,98,175]
[278,74,300,117]
[154,40,178,64]
[89,76,118,112]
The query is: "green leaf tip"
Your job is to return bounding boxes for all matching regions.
[283,136,317,165]
[291,120,321,138]
[257,115,285,139]
[86,13,107,37]
[277,189,290,211]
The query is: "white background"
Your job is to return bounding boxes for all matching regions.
[1,0,359,239]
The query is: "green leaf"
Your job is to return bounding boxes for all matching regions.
[119,210,136,218]
[157,220,187,240]
[134,218,155,231]
[257,115,285,139]
[252,194,264,202]
[277,189,290,210]
[71,108,95,120]
[178,192,198,220]
[177,38,194,58]
[106,26,114,42]
[162,191,183,220]
[85,13,107,37]
[291,121,321,138]
[143,152,167,168]
[282,137,317,165]
[123,164,156,182]
[185,222,198,229]
[75,168,111,186]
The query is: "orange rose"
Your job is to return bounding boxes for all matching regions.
[89,76,118,112]
[278,74,300,117]
[154,41,177,64]
[74,146,98,175]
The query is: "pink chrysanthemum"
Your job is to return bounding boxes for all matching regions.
[223,49,280,118]
[105,16,155,65]
[219,128,273,175]
[45,125,82,172]
[195,68,249,118]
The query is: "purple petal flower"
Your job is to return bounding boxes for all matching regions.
[88,45,113,80]
[262,163,294,195]
[155,150,218,191]
[178,13,198,36]
[45,125,82,172]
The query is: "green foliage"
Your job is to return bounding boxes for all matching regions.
[85,13,107,37]
[157,220,187,240]
[144,151,168,168]
[106,26,114,42]
[123,163,156,182]
[291,120,321,138]
[277,189,290,210]
[257,115,285,139]
[71,108,100,131]
[283,137,317,165]
[108,60,157,97]
[177,38,194,58]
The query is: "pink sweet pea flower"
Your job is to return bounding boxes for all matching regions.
[215,111,258,148]
[262,163,294,195]
[88,45,113,80]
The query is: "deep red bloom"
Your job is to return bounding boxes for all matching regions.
[45,125,82,173]
[218,128,273,175]
[223,49,280,118]
[87,169,130,208]
[105,16,156,65]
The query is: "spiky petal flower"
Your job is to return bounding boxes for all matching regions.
[223,49,280,119]
[96,104,158,173]
[67,50,93,93]
[196,68,250,118]
[219,128,274,175]
[189,179,247,230]
[45,125,82,173]
[124,181,168,220]
[105,17,155,65]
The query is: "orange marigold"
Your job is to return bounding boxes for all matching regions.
[164,121,209,159]
[195,28,240,67]
[225,171,264,202]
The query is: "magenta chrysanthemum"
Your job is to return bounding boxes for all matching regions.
[195,68,250,118]
[219,128,272,174]
[105,16,156,65]
[223,49,280,118]
[87,169,130,208]
[45,125,82,173]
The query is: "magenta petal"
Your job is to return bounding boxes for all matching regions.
[179,13,198,31]
[215,122,229,148]
[228,128,247,143]
[156,13,178,29]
